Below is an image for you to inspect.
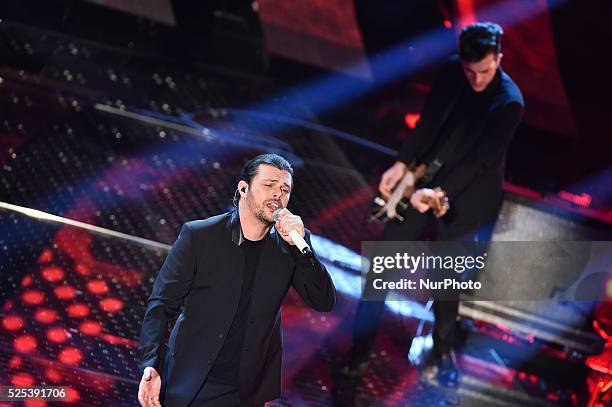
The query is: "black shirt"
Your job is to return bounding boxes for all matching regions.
[207,234,267,385]
[420,83,487,167]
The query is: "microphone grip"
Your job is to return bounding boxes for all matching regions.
[288,229,311,255]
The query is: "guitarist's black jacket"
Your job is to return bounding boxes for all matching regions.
[398,54,524,229]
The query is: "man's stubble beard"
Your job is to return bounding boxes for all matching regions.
[247,195,274,226]
[255,207,274,226]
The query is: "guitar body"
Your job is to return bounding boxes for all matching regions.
[370,163,427,222]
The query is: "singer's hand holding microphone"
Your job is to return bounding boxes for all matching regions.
[273,208,311,255]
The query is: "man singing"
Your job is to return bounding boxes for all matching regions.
[137,154,336,406]
[344,22,524,387]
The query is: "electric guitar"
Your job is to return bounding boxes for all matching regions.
[370,162,448,222]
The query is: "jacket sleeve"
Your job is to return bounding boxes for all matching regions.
[137,223,196,375]
[289,230,336,312]
[437,101,524,200]
[397,59,457,165]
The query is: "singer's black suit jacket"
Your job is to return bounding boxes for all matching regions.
[398,55,524,233]
[138,210,336,406]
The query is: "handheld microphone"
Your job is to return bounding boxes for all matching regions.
[273,209,312,255]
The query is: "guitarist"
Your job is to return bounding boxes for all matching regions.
[343,22,524,387]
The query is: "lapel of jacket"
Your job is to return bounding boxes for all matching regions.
[226,210,292,296]
[223,211,246,312]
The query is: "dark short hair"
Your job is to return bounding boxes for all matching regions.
[459,22,503,62]
[238,153,293,185]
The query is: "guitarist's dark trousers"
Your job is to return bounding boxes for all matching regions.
[349,206,495,364]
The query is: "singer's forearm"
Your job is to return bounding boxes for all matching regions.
[290,247,336,312]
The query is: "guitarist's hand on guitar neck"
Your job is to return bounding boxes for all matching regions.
[410,188,450,218]
[379,161,407,198]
